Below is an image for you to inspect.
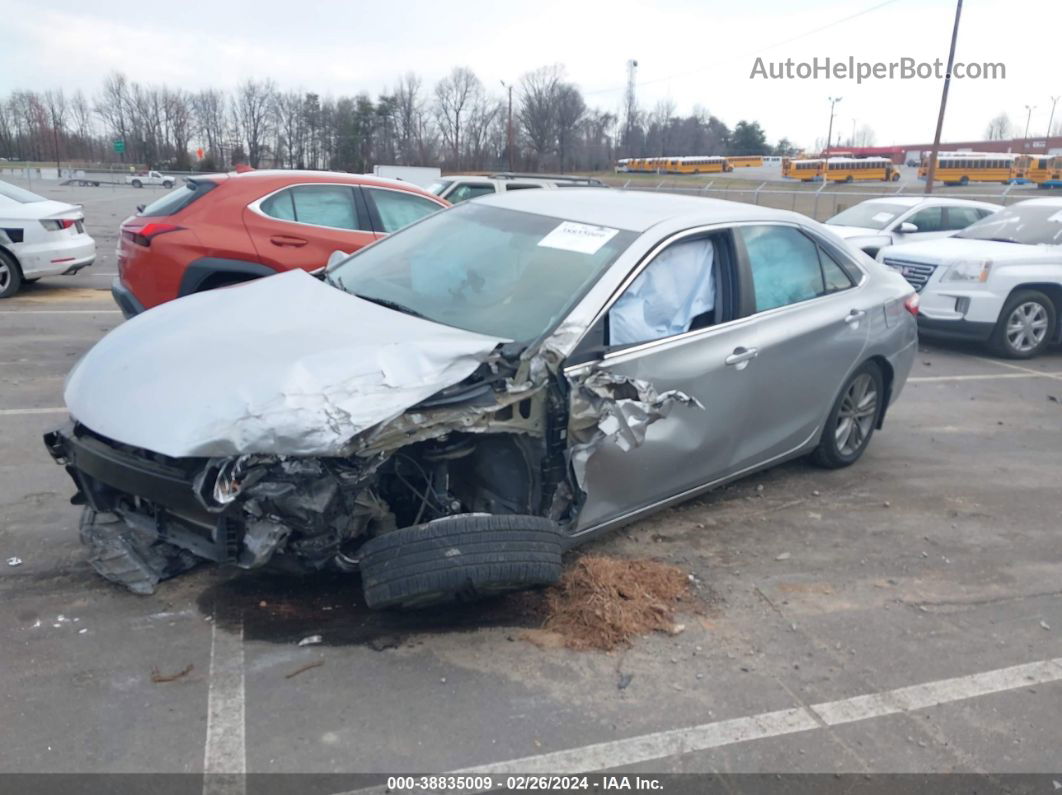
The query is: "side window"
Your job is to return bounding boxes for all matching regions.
[906,206,943,233]
[819,247,855,292]
[260,189,296,221]
[944,206,983,230]
[291,185,359,230]
[366,188,442,233]
[448,183,496,203]
[738,225,825,312]
[503,184,543,191]
[608,237,718,346]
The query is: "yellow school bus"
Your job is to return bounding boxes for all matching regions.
[823,156,899,183]
[783,158,825,182]
[918,152,1020,185]
[728,155,764,168]
[1025,155,1062,187]
[670,156,732,174]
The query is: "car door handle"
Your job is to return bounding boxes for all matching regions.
[725,346,759,366]
[269,235,308,247]
[845,309,867,324]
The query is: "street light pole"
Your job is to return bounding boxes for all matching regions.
[924,0,963,195]
[1048,96,1060,139]
[825,97,842,156]
[1023,104,1036,151]
[500,80,514,172]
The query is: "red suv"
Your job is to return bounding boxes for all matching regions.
[112,170,449,316]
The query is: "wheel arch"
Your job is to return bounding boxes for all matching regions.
[864,354,895,429]
[177,257,277,297]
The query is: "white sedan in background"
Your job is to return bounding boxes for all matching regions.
[878,198,1062,358]
[0,180,95,298]
[825,197,1000,258]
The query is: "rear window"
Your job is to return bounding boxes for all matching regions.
[138,180,217,217]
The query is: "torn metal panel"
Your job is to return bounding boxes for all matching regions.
[63,270,507,458]
[566,369,704,490]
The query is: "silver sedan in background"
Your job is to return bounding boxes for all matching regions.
[45,190,918,607]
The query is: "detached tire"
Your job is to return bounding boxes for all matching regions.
[360,514,564,610]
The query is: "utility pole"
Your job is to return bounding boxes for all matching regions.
[500,80,514,171]
[1048,96,1060,139]
[924,0,963,195]
[623,59,638,155]
[850,118,857,147]
[824,97,842,156]
[1022,104,1036,152]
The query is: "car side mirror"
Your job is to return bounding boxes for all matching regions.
[898,222,918,233]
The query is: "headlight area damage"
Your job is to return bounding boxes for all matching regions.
[43,318,700,606]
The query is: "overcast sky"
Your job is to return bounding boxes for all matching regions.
[2,0,1059,149]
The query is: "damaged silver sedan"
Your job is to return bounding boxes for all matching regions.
[44,190,918,607]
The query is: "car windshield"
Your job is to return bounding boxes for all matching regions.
[0,180,48,204]
[954,204,1062,246]
[427,180,452,196]
[826,202,911,230]
[328,203,637,342]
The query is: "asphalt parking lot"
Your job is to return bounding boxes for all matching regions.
[2,183,1062,780]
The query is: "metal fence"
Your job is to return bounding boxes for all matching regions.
[617,179,1032,222]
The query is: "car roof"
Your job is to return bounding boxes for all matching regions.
[850,196,999,208]
[193,169,442,196]
[1014,196,1062,208]
[474,188,806,232]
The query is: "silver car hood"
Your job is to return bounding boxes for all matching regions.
[64,270,505,458]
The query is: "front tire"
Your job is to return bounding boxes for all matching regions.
[359,514,564,610]
[0,250,23,299]
[989,290,1055,359]
[811,361,883,469]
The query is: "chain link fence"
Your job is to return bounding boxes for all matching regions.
[616,179,1032,222]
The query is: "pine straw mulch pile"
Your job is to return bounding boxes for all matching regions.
[520,555,695,651]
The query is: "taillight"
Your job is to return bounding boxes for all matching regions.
[40,218,77,231]
[903,293,920,316]
[122,222,183,247]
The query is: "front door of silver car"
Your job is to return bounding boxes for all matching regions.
[569,230,754,530]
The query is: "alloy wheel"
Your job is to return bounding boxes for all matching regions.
[0,259,9,291]
[834,373,878,456]
[1005,301,1049,353]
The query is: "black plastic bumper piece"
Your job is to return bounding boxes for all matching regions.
[916,315,994,343]
[111,277,145,318]
[43,423,237,563]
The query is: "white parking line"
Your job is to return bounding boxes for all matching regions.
[0,310,122,315]
[971,356,1062,382]
[203,614,246,795]
[416,657,1062,777]
[0,407,67,415]
[908,372,1060,383]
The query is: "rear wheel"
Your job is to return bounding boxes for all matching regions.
[0,250,23,299]
[959,175,970,186]
[811,361,883,469]
[131,179,142,188]
[162,180,174,188]
[359,514,564,610]
[989,290,1055,359]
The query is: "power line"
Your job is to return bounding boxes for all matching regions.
[582,0,905,97]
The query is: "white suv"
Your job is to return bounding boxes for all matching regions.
[428,173,607,204]
[877,198,1062,358]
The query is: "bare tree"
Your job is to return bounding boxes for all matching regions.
[984,112,1013,140]
[42,89,67,172]
[95,72,130,160]
[519,66,563,168]
[554,84,585,172]
[434,67,480,169]
[193,89,229,168]
[235,79,277,167]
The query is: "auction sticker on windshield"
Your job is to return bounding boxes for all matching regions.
[872,212,895,224]
[538,221,619,254]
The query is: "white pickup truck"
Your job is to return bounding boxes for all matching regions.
[126,171,175,189]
